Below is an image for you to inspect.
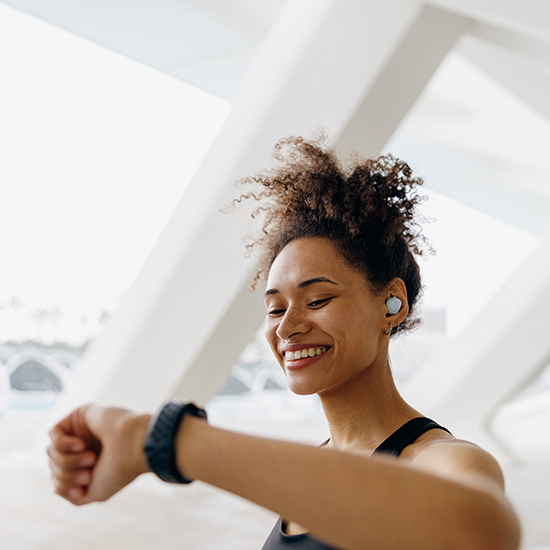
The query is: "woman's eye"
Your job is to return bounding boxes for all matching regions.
[309,297,333,308]
[267,308,285,317]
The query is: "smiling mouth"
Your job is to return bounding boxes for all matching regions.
[284,347,329,361]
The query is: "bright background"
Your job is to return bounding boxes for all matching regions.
[0,3,549,549]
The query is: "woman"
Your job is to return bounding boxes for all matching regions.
[48,136,521,550]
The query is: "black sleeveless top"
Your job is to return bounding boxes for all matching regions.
[261,417,451,550]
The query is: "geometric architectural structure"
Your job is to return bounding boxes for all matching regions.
[3,0,550,467]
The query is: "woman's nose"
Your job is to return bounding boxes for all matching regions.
[276,308,309,341]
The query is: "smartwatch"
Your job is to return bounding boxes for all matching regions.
[143,401,207,484]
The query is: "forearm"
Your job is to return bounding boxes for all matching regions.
[174,417,519,550]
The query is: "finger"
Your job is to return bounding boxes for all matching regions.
[49,426,87,453]
[55,404,92,435]
[53,475,106,507]
[47,445,96,470]
[50,405,99,451]
[53,480,88,506]
[50,459,91,485]
[67,486,86,503]
[51,462,92,491]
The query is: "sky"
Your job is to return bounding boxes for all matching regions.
[0,3,544,342]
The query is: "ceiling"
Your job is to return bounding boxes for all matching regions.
[3,0,549,235]
[0,0,286,100]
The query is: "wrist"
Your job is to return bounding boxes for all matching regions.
[174,413,206,483]
[119,412,152,478]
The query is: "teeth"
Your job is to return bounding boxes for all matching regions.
[284,348,327,361]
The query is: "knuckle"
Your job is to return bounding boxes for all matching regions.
[49,459,61,478]
[58,454,75,469]
[51,473,64,493]
[49,426,63,444]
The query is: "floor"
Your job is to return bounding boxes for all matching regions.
[0,450,277,550]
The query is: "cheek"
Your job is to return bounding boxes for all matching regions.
[335,309,378,349]
[265,322,283,364]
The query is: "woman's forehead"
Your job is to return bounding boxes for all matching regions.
[267,237,358,287]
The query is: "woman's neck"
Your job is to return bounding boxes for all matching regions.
[318,359,420,453]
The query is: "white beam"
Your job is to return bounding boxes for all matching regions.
[338,4,469,156]
[53,0,426,417]
[402,229,550,462]
[459,32,550,122]
[0,0,277,99]
[468,20,550,67]
[427,0,550,42]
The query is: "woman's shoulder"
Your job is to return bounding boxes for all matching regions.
[400,429,505,491]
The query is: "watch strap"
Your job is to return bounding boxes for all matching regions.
[144,401,207,484]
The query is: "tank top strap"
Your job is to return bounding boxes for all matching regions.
[373,417,451,457]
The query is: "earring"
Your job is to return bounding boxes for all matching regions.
[386,296,402,315]
[384,322,400,336]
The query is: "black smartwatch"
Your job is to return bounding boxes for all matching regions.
[143,401,207,484]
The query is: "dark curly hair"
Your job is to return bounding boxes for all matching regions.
[235,136,431,334]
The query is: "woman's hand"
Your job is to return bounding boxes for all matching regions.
[47,404,152,505]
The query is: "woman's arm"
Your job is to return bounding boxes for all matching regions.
[176,415,520,550]
[48,405,521,550]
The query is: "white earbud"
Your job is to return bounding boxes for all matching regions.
[386,296,402,315]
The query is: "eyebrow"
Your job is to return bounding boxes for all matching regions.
[263,277,339,298]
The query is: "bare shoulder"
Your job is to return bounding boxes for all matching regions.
[401,429,505,492]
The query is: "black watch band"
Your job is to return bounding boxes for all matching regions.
[144,401,207,484]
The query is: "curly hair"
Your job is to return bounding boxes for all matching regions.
[235,136,431,334]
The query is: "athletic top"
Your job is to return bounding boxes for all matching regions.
[260,417,451,550]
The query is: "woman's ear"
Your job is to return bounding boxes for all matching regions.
[384,278,409,325]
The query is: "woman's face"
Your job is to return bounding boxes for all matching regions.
[264,237,389,396]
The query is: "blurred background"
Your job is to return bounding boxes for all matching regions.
[0,1,549,549]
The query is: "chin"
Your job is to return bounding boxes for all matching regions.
[289,387,316,396]
[286,379,321,396]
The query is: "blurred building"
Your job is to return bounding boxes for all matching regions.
[0,300,102,411]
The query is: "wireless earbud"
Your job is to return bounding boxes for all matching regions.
[386,296,402,315]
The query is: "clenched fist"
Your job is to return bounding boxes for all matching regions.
[48,404,151,505]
